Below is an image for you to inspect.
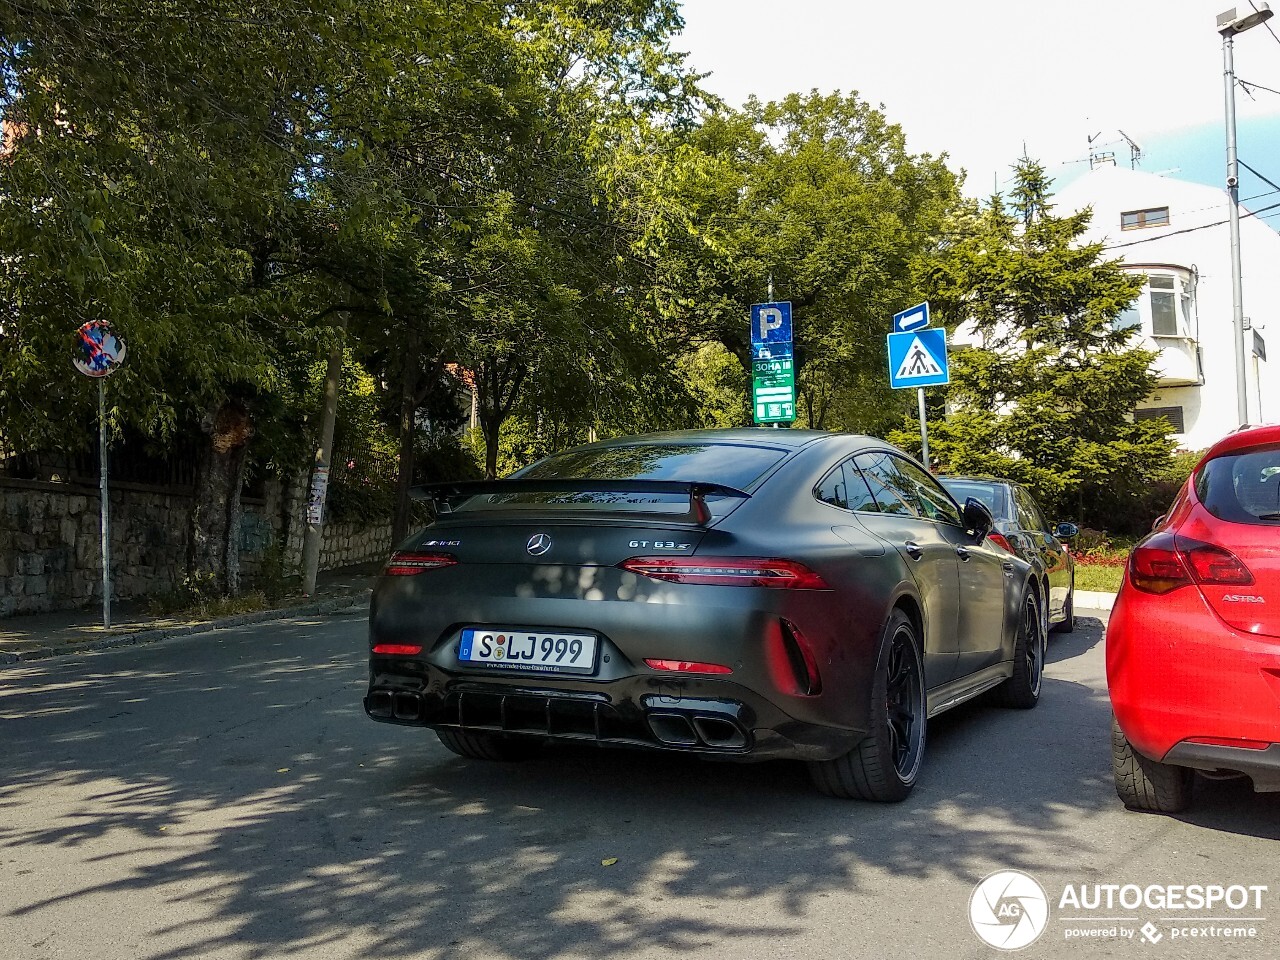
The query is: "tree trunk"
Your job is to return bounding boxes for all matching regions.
[390,338,420,547]
[188,400,254,596]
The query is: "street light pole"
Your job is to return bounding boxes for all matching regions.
[1218,3,1273,426]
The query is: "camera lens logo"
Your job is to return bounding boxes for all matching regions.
[969,870,1050,950]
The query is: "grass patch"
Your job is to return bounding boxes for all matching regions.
[1075,563,1124,594]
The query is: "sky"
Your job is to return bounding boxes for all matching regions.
[675,0,1280,205]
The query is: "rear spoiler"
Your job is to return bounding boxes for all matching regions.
[411,479,751,526]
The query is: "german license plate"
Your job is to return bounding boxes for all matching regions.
[458,627,598,675]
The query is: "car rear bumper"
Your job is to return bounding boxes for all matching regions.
[364,660,863,762]
[1162,741,1280,792]
[1107,582,1280,767]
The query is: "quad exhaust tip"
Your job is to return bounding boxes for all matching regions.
[646,711,748,750]
[367,690,421,721]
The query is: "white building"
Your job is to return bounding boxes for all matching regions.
[1051,165,1278,450]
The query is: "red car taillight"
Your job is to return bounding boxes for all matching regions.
[619,557,831,589]
[644,659,733,675]
[384,551,458,576]
[1128,532,1254,595]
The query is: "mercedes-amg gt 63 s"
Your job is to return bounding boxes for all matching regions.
[365,429,1043,801]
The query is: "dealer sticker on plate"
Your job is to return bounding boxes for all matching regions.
[458,628,598,675]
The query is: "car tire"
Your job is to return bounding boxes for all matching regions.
[1111,716,1193,813]
[994,589,1044,709]
[1051,576,1076,634]
[808,609,926,803]
[436,729,536,762]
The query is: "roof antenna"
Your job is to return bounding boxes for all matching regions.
[1117,130,1143,169]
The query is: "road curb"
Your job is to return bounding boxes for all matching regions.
[1075,589,1117,611]
[0,592,371,665]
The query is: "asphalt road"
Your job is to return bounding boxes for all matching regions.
[1,610,1276,960]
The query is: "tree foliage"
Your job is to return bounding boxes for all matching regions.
[890,159,1175,526]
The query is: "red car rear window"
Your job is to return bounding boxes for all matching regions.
[1194,444,1280,525]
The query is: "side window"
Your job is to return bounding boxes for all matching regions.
[892,456,964,526]
[852,452,916,516]
[843,461,881,512]
[1014,487,1046,533]
[815,462,849,510]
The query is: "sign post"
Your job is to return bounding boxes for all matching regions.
[888,303,947,469]
[750,301,795,425]
[73,321,127,628]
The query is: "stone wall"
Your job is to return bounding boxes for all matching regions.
[0,477,392,617]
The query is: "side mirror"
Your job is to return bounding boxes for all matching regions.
[963,497,994,541]
[1054,521,1079,540]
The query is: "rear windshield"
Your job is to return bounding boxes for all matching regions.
[939,480,1010,520]
[1195,445,1280,525]
[452,442,789,516]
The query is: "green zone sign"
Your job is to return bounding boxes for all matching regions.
[752,357,795,424]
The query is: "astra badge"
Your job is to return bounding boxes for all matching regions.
[526,533,553,556]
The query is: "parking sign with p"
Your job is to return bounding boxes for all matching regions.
[751,302,792,346]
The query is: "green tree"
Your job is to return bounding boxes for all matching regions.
[893,158,1175,526]
[629,91,959,434]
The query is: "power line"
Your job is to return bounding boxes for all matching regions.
[1239,158,1280,194]
[1103,200,1280,250]
[1238,76,1280,97]
[1246,0,1280,54]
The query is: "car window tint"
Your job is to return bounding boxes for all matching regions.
[815,462,849,510]
[851,452,916,516]
[939,480,1008,520]
[891,456,964,526]
[457,442,791,516]
[1016,488,1048,533]
[1195,444,1280,525]
[843,460,881,512]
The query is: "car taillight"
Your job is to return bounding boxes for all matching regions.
[1128,532,1253,595]
[619,557,831,589]
[372,643,423,656]
[644,659,733,675]
[384,551,458,576]
[1178,536,1254,586]
[986,532,1015,554]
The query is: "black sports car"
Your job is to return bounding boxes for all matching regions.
[937,476,1079,634]
[366,429,1043,801]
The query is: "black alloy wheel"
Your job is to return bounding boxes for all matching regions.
[885,627,925,780]
[995,590,1044,709]
[809,609,926,802]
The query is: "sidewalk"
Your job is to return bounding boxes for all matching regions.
[0,561,382,664]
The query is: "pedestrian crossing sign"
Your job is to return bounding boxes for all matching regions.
[886,328,949,388]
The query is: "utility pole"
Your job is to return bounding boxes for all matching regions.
[1218,3,1274,425]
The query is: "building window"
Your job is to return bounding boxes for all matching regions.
[1112,268,1195,338]
[1135,405,1185,432]
[1121,207,1170,230]
[1150,276,1178,335]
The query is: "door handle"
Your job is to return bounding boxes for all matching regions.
[903,541,923,560]
[955,546,970,561]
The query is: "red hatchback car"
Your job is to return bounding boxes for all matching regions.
[1108,424,1280,813]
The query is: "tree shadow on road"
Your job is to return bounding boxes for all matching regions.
[0,613,1263,959]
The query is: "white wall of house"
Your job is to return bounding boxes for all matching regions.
[1053,165,1279,451]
